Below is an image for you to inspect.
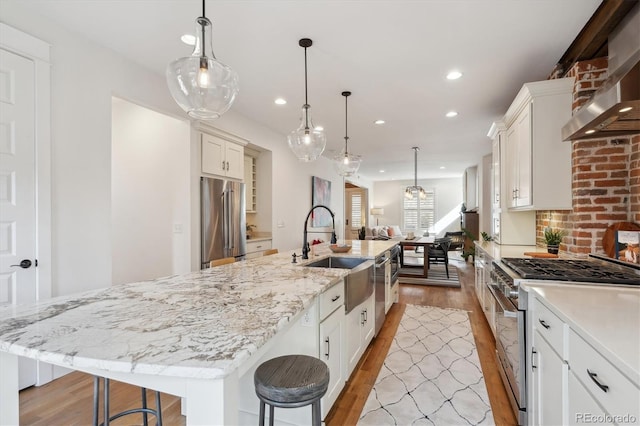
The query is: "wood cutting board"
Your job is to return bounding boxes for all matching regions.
[524,252,559,258]
[602,221,640,258]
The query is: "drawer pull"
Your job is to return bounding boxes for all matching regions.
[587,369,609,393]
[331,295,341,302]
[325,337,330,358]
[538,319,550,329]
[531,348,537,370]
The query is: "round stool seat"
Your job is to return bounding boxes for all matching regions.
[254,354,329,406]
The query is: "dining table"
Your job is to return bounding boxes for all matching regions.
[398,236,435,281]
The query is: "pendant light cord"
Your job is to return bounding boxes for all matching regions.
[344,94,349,153]
[414,147,418,187]
[304,46,308,106]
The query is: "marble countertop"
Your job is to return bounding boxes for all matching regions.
[522,282,640,383]
[0,240,396,380]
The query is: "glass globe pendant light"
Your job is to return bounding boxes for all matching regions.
[334,91,362,176]
[166,0,239,120]
[288,38,326,162]
[405,147,427,200]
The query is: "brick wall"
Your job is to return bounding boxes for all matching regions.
[536,58,640,256]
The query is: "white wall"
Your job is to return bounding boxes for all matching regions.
[2,3,366,296]
[111,98,190,285]
[372,178,463,236]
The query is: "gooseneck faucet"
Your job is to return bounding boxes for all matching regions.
[302,204,337,259]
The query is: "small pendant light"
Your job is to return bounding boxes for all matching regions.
[334,91,361,176]
[166,0,239,120]
[405,147,427,200]
[287,38,326,162]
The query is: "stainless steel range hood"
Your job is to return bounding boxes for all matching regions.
[562,4,640,141]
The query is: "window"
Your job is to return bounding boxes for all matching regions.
[402,188,435,232]
[351,193,362,228]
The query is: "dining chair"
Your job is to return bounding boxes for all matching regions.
[210,257,236,267]
[428,237,452,278]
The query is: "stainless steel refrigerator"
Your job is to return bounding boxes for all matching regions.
[201,177,246,269]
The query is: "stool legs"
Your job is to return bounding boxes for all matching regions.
[312,400,321,426]
[92,376,162,426]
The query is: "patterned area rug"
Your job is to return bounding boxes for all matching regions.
[358,305,494,425]
[399,264,461,287]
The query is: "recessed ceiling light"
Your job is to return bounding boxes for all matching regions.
[274,98,287,105]
[446,111,458,118]
[619,106,632,113]
[315,126,324,131]
[585,129,596,134]
[374,119,385,125]
[379,169,385,173]
[181,34,196,46]
[440,166,446,169]
[446,70,462,80]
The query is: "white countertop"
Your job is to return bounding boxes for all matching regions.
[0,240,397,380]
[522,282,640,383]
[475,240,547,261]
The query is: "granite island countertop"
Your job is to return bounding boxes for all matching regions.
[0,240,397,381]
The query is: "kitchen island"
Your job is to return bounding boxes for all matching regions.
[0,240,398,425]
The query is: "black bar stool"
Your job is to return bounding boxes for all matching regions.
[254,354,329,426]
[92,376,162,426]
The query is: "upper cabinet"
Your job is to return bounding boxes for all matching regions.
[202,133,244,180]
[195,123,248,181]
[502,78,574,211]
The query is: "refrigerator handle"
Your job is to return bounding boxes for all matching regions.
[228,189,234,250]
[221,191,229,252]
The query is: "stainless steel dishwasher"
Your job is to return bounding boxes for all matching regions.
[374,252,390,336]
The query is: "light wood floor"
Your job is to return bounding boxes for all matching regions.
[19,256,517,425]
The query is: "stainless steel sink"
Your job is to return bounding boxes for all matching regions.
[305,257,374,313]
[306,256,368,269]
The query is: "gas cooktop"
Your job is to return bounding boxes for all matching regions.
[500,257,640,285]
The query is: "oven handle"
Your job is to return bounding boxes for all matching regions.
[488,285,517,318]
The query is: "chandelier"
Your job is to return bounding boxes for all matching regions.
[287,38,326,162]
[334,91,361,176]
[166,0,239,120]
[405,147,427,200]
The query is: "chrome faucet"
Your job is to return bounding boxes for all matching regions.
[302,204,337,259]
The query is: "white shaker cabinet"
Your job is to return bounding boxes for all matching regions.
[501,78,573,211]
[505,106,532,208]
[318,282,345,418]
[345,292,375,377]
[529,297,569,426]
[201,132,244,180]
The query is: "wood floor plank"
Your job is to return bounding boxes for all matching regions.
[19,256,517,425]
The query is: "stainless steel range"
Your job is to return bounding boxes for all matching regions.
[489,255,639,425]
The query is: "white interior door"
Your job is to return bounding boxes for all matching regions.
[0,48,38,389]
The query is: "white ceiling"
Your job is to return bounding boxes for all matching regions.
[8,0,602,181]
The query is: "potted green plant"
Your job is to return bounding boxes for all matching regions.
[544,227,565,254]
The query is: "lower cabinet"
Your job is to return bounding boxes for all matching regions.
[319,306,344,418]
[346,292,375,377]
[531,330,567,425]
[568,372,613,426]
[528,293,639,426]
[245,239,272,259]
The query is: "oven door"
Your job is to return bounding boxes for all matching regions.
[489,285,527,424]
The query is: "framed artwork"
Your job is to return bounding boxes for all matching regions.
[311,176,332,227]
